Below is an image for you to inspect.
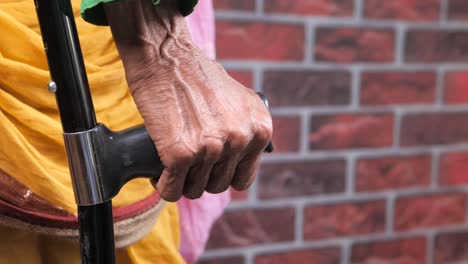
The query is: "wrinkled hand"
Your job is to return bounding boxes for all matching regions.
[105,0,273,201]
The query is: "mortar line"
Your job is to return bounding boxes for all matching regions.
[255,0,263,15]
[295,202,305,244]
[204,240,347,258]
[465,181,468,226]
[427,231,435,264]
[386,192,396,234]
[246,251,254,264]
[351,67,361,108]
[222,61,468,70]
[300,112,311,154]
[305,21,315,63]
[261,143,468,163]
[440,0,449,22]
[431,149,441,190]
[247,169,259,205]
[346,154,356,195]
[215,12,468,28]
[393,108,402,148]
[253,66,264,92]
[342,239,351,264]
[435,67,445,106]
[395,23,406,66]
[354,0,364,21]
[269,104,468,115]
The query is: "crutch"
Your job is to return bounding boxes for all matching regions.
[33,0,272,263]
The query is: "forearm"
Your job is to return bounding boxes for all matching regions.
[104,0,193,69]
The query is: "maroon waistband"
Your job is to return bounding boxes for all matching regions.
[0,192,161,229]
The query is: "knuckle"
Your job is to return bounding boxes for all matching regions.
[228,129,251,151]
[202,137,224,161]
[171,144,198,164]
[255,122,273,144]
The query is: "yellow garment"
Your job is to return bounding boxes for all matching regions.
[0,0,183,263]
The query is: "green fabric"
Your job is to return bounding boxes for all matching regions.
[81,0,198,26]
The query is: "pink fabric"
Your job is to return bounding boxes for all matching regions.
[177,192,230,263]
[186,0,216,59]
[178,2,231,263]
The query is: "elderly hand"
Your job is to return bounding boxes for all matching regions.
[104,0,273,202]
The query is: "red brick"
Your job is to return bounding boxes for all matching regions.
[198,256,245,264]
[227,70,254,88]
[434,231,468,264]
[255,248,341,264]
[309,113,394,150]
[405,30,468,62]
[360,72,436,106]
[264,0,354,17]
[258,160,346,199]
[304,200,386,240]
[356,155,431,192]
[351,237,426,264]
[271,116,301,153]
[315,27,395,63]
[439,152,468,186]
[206,208,295,249]
[448,0,468,20]
[400,112,468,146]
[395,193,466,231]
[264,70,351,107]
[214,0,255,11]
[216,20,305,61]
[364,0,441,21]
[444,71,468,104]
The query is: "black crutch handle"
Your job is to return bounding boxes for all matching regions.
[256,92,274,153]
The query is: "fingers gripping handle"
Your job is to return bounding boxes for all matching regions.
[114,92,273,194]
[118,92,274,190]
[66,93,273,205]
[126,92,273,181]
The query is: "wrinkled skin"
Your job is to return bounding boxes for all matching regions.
[104,0,273,202]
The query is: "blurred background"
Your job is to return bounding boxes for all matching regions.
[199,0,468,263]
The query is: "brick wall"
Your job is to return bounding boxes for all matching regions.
[199,0,468,263]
